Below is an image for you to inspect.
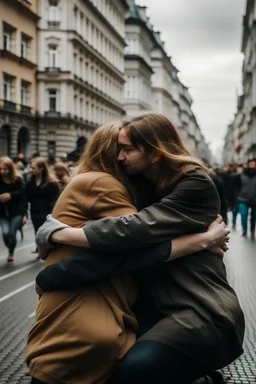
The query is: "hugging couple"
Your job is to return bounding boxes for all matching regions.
[26,113,244,384]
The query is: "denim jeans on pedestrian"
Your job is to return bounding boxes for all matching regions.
[238,202,256,234]
[0,215,23,254]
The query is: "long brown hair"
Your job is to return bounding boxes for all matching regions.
[122,113,208,196]
[30,157,56,187]
[0,156,19,183]
[77,123,134,200]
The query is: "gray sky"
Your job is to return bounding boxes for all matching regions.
[136,0,245,155]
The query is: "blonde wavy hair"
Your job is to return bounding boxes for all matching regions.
[0,156,19,183]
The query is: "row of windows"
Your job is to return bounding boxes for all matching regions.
[124,75,152,102]
[3,73,31,106]
[48,88,119,124]
[73,7,123,72]
[3,22,33,60]
[89,0,124,36]
[73,94,119,125]
[73,51,123,102]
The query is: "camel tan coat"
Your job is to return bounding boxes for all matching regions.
[26,172,139,384]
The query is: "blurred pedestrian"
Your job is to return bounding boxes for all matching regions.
[53,161,71,192]
[26,157,60,252]
[224,164,240,229]
[0,157,27,262]
[236,159,256,239]
[210,167,228,224]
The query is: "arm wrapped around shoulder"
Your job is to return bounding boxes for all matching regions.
[83,172,220,251]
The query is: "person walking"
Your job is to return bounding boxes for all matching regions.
[26,157,59,252]
[0,157,27,262]
[236,159,256,239]
[36,114,244,384]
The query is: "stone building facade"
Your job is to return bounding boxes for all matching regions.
[37,0,129,159]
[0,0,39,159]
[223,0,256,164]
[124,0,211,163]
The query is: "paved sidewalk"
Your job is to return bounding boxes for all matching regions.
[0,223,255,383]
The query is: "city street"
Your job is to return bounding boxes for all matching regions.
[0,219,256,384]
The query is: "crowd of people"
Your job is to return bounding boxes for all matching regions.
[209,160,256,240]
[0,153,74,262]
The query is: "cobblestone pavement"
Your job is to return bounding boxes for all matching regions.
[0,219,256,384]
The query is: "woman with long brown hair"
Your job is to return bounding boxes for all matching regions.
[36,114,244,384]
[26,123,228,384]
[0,156,27,262]
[26,157,59,240]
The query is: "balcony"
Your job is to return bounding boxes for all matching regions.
[20,105,31,114]
[0,99,17,111]
[45,67,61,73]
[45,110,61,117]
[47,20,60,28]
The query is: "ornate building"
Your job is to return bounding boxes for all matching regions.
[223,0,256,164]
[0,0,39,158]
[124,0,211,163]
[37,0,129,158]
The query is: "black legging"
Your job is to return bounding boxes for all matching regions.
[108,341,210,384]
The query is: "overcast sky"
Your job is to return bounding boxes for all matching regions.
[136,0,246,156]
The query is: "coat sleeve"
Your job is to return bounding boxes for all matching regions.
[83,172,220,251]
[35,176,172,291]
[36,241,171,291]
[9,177,25,199]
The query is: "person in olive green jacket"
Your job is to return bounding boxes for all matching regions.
[36,114,243,384]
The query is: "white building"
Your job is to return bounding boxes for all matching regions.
[123,0,211,163]
[37,0,129,158]
[223,0,256,164]
[124,2,154,115]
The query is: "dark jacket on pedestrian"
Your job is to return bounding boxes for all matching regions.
[35,171,245,372]
[236,169,256,205]
[26,177,60,219]
[0,176,27,218]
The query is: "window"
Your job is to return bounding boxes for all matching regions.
[3,24,12,51]
[48,140,56,155]
[21,33,30,59]
[49,3,59,21]
[48,45,58,67]
[48,89,57,111]
[21,80,30,106]
[3,74,13,101]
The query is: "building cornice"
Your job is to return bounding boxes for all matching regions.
[9,0,40,21]
[0,50,37,69]
[125,54,154,74]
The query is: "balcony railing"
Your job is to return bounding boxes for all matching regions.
[48,20,60,28]
[0,99,17,111]
[20,105,31,114]
[45,67,61,73]
[45,110,61,117]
